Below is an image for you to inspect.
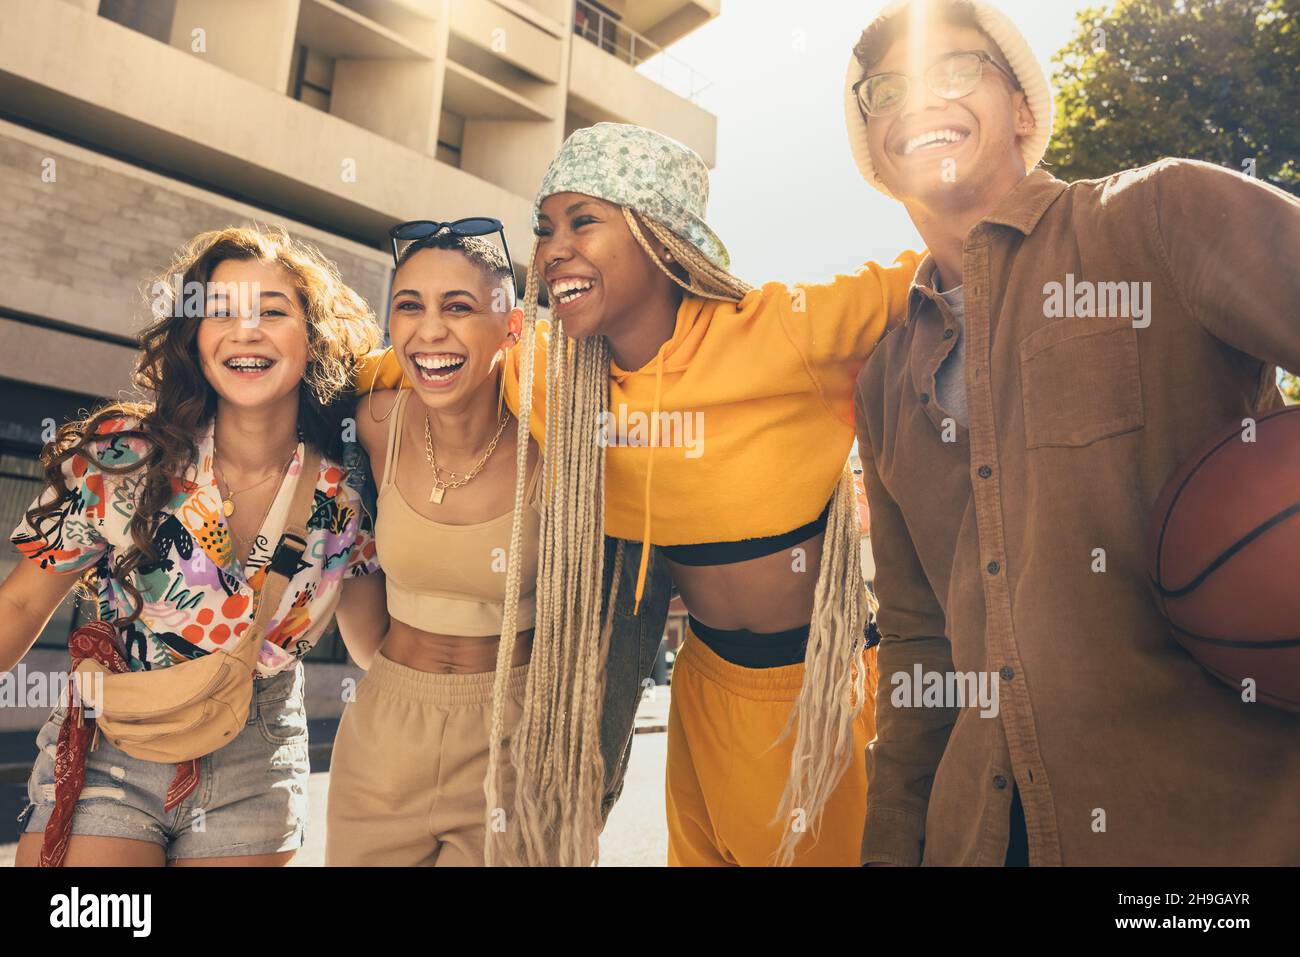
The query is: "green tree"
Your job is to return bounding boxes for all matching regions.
[1282,371,1300,403]
[1048,0,1300,195]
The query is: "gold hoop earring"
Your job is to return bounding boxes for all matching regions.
[367,344,407,423]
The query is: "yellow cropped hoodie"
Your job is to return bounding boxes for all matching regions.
[359,251,920,577]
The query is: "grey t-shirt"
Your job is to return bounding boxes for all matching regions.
[933,284,968,427]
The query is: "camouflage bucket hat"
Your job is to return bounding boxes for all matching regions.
[532,122,731,272]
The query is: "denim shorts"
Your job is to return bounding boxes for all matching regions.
[17,663,310,860]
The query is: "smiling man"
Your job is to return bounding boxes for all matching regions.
[847,0,1300,865]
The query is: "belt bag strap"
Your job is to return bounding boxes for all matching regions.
[76,446,324,763]
[229,445,322,668]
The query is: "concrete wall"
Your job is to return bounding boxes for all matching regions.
[0,120,393,369]
[0,0,535,256]
[169,0,301,92]
[450,0,565,82]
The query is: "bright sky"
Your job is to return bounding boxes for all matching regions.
[662,0,1106,285]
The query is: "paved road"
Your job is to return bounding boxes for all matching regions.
[598,731,668,867]
[0,726,671,868]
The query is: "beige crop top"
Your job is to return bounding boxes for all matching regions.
[375,389,542,636]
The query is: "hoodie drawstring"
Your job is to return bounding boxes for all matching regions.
[632,350,666,614]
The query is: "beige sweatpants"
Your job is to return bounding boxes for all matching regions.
[325,650,527,866]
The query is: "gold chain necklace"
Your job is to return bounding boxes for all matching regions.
[213,446,297,518]
[225,476,281,566]
[424,412,509,504]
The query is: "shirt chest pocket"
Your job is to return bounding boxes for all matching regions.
[1018,318,1144,449]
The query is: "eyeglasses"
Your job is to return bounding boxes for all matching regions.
[388,218,519,298]
[853,50,1018,119]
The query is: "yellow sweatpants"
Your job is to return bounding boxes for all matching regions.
[325,651,527,867]
[666,630,876,867]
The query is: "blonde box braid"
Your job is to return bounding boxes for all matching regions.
[486,210,870,867]
[622,208,752,302]
[625,209,876,866]
[772,465,879,866]
[485,238,614,866]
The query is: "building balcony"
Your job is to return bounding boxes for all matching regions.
[578,0,719,51]
[567,10,715,164]
[567,0,717,164]
[0,0,535,290]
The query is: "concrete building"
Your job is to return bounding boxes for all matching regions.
[0,0,719,732]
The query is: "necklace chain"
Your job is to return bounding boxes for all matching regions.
[423,412,509,504]
[213,443,297,535]
[215,462,293,567]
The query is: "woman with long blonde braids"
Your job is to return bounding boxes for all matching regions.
[364,123,919,866]
[493,123,919,867]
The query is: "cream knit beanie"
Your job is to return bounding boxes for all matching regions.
[844,0,1054,198]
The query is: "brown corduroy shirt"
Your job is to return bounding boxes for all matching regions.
[854,160,1300,866]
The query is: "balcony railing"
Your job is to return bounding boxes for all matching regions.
[573,0,712,104]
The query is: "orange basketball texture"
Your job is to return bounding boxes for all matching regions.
[1147,405,1300,711]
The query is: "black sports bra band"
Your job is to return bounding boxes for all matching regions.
[661,500,833,567]
[687,614,883,670]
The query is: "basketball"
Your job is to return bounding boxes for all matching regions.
[1147,405,1300,711]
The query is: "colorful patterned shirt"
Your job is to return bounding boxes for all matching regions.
[11,416,379,676]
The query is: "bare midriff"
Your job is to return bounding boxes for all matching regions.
[665,530,826,634]
[381,619,534,674]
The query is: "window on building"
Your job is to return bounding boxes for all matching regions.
[574,1,620,57]
[436,110,464,169]
[289,45,335,113]
[98,0,177,43]
[435,140,462,167]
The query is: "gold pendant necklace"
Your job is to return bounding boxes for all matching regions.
[214,446,298,517]
[424,412,509,504]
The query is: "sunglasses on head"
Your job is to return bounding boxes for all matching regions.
[853,49,1018,119]
[388,218,519,298]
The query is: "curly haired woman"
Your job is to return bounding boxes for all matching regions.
[3,226,386,866]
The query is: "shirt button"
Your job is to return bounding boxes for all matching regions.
[943,328,955,339]
[987,561,1000,575]
[920,393,931,405]
[978,465,992,479]
[993,775,1008,790]
[1000,666,1014,681]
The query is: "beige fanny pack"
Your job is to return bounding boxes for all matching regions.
[76,448,321,763]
